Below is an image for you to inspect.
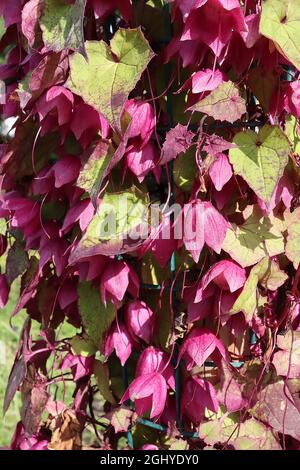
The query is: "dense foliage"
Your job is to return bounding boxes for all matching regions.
[1,0,300,450]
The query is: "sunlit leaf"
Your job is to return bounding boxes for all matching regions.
[222,205,285,268]
[260,0,300,71]
[188,81,246,123]
[229,125,290,206]
[230,257,271,321]
[285,207,300,268]
[70,187,150,261]
[67,28,154,131]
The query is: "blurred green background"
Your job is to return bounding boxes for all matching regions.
[0,278,26,448]
[0,276,78,448]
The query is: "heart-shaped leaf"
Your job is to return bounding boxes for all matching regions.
[229,125,290,206]
[260,0,300,71]
[67,28,154,131]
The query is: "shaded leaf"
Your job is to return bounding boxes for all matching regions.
[173,148,197,192]
[93,360,116,404]
[248,68,278,113]
[6,241,29,285]
[3,358,26,415]
[70,335,97,357]
[40,0,87,55]
[78,281,116,349]
[2,120,59,181]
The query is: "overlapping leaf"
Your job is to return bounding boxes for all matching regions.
[67,28,154,131]
[40,0,87,54]
[70,187,150,261]
[189,81,246,123]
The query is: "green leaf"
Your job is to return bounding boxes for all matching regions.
[166,438,189,450]
[70,334,97,357]
[233,418,280,450]
[6,241,29,285]
[77,115,134,205]
[0,218,7,236]
[67,28,154,131]
[230,257,271,321]
[248,68,278,113]
[40,0,86,55]
[77,141,114,206]
[260,0,300,71]
[222,205,285,268]
[173,148,197,192]
[70,187,150,261]
[188,81,246,123]
[199,411,240,446]
[78,282,116,349]
[260,260,288,291]
[229,125,290,206]
[285,207,300,268]
[0,16,5,41]
[93,360,116,404]
[285,115,300,155]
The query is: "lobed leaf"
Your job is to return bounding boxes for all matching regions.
[67,28,154,131]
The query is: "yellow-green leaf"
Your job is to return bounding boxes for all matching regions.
[40,0,86,55]
[188,81,246,123]
[222,205,285,268]
[70,335,97,357]
[285,207,300,268]
[285,115,300,155]
[230,257,271,321]
[260,0,300,71]
[70,187,150,261]
[229,125,290,206]
[67,28,154,131]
